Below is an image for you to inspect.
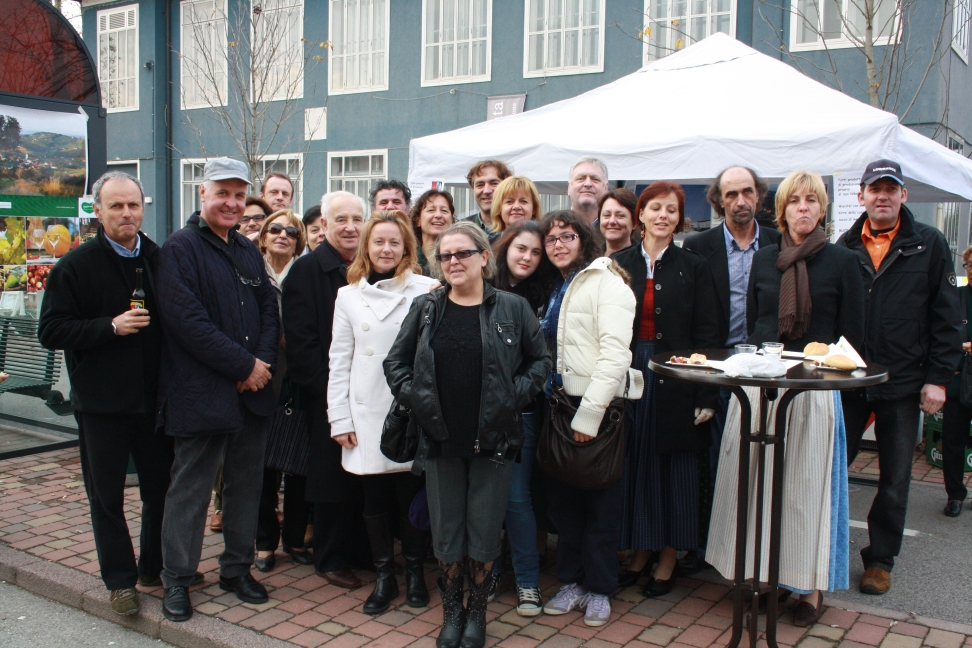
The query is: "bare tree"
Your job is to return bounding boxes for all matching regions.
[176,0,328,183]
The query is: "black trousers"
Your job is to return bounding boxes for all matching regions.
[75,411,174,591]
[361,472,422,518]
[941,397,971,501]
[545,474,624,595]
[842,389,921,572]
[256,470,310,551]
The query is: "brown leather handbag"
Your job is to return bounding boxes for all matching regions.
[536,383,628,491]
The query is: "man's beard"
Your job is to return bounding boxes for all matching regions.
[728,208,754,226]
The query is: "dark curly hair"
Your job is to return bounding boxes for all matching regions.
[540,210,602,276]
[491,220,556,312]
[409,189,456,245]
[369,179,412,209]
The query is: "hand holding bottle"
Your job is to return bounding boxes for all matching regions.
[112,309,150,335]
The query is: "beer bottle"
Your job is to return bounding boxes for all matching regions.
[131,268,146,310]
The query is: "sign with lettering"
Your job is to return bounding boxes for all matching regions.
[487,95,526,121]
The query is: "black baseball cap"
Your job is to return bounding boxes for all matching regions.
[861,159,904,186]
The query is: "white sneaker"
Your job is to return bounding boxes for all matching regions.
[583,593,611,627]
[543,583,588,615]
[516,586,543,617]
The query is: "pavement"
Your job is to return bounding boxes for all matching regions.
[1,444,971,648]
[0,580,176,647]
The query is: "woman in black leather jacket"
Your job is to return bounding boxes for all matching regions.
[384,221,550,648]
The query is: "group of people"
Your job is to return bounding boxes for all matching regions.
[37,152,966,647]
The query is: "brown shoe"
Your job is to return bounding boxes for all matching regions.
[318,568,363,590]
[210,510,223,533]
[791,592,824,627]
[860,567,891,595]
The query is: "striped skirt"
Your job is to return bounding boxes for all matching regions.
[619,339,700,551]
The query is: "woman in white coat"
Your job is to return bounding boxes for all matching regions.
[328,211,438,615]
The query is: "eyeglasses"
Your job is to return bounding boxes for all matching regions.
[235,270,262,287]
[240,214,267,224]
[436,249,481,264]
[268,223,300,240]
[543,233,580,248]
[964,263,972,270]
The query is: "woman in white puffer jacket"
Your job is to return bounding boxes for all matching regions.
[537,210,637,628]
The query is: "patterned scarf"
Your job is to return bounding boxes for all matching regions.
[776,226,827,340]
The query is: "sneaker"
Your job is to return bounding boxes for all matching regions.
[485,571,501,603]
[543,583,588,615]
[516,586,543,617]
[110,588,140,616]
[583,593,611,627]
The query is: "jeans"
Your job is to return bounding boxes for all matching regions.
[941,397,971,502]
[842,389,920,572]
[505,411,540,588]
[76,412,173,591]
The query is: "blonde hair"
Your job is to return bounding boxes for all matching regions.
[346,211,421,285]
[775,171,829,232]
[490,176,543,234]
[258,209,306,257]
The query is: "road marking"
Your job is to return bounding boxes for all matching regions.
[849,519,919,537]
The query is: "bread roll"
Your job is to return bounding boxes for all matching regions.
[689,353,707,364]
[824,354,856,370]
[804,342,829,356]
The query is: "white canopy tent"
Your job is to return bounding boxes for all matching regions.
[408,33,972,204]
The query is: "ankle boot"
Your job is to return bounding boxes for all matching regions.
[436,560,466,648]
[460,559,492,648]
[401,518,430,607]
[363,513,398,615]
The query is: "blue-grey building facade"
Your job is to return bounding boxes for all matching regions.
[76,0,972,258]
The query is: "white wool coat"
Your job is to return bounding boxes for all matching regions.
[327,271,438,475]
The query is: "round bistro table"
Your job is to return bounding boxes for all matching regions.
[648,349,888,648]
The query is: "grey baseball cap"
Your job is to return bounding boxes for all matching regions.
[202,157,252,185]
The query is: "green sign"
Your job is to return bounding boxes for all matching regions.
[0,195,78,217]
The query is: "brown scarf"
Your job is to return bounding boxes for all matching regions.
[776,226,827,340]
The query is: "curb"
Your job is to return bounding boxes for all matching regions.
[0,543,295,648]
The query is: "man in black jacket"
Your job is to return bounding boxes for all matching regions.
[38,171,171,618]
[836,159,962,595]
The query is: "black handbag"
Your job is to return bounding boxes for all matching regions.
[380,401,419,463]
[959,287,972,407]
[536,382,628,491]
[264,378,310,475]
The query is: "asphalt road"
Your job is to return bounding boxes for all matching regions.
[0,582,175,648]
[830,478,972,625]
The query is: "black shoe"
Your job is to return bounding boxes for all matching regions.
[437,563,466,648]
[254,553,275,572]
[944,500,963,517]
[677,550,712,575]
[162,586,192,622]
[282,544,314,565]
[137,571,205,587]
[219,572,269,604]
[363,513,399,615]
[460,561,491,648]
[401,518,431,608]
[642,572,676,598]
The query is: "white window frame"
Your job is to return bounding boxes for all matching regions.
[953,0,971,63]
[788,0,900,52]
[107,159,141,179]
[180,0,228,109]
[251,0,304,102]
[328,0,390,95]
[642,0,736,64]
[327,149,387,205]
[97,4,139,113]
[181,158,208,227]
[256,153,304,214]
[523,0,605,78]
[421,0,493,87]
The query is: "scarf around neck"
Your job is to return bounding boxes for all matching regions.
[775,226,827,340]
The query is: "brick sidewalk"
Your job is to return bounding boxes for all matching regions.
[1,446,969,648]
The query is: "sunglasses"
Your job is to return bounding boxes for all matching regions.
[240,214,266,224]
[268,223,300,240]
[436,249,481,263]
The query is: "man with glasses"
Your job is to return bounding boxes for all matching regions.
[240,196,273,241]
[155,158,280,622]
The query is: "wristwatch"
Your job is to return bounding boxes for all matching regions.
[111,321,118,335]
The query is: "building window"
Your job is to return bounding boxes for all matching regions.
[181,0,228,109]
[643,0,734,63]
[423,0,492,86]
[182,160,207,226]
[449,185,475,219]
[252,0,304,102]
[541,194,571,213]
[328,150,386,205]
[256,155,303,213]
[524,0,605,77]
[97,5,139,112]
[789,0,899,51]
[955,0,971,63]
[329,0,389,94]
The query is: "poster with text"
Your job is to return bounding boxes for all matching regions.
[0,104,87,197]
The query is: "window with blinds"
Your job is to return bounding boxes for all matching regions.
[97,5,138,111]
[642,0,734,63]
[328,150,386,205]
[329,0,389,94]
[252,0,304,101]
[524,0,604,77]
[423,0,492,85]
[181,0,227,109]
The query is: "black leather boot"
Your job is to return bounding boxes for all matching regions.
[460,559,492,648]
[436,560,466,648]
[363,513,398,615]
[401,518,430,608]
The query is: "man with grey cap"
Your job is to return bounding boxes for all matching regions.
[155,157,280,621]
[837,159,961,596]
